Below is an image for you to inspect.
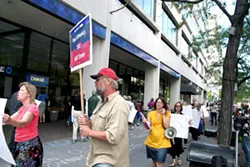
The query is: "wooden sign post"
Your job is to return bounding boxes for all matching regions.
[69,14,93,114]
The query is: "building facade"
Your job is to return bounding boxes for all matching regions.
[0,0,208,111]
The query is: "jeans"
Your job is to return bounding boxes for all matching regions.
[134,112,141,124]
[242,136,250,167]
[93,164,112,167]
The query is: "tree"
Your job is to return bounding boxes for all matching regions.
[162,0,250,145]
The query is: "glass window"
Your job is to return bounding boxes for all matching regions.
[162,11,177,45]
[49,40,70,108]
[0,33,24,67]
[136,0,154,19]
[28,32,51,73]
[180,36,189,56]
[50,40,69,92]
[0,20,20,33]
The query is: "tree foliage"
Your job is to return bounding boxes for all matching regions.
[161,0,250,145]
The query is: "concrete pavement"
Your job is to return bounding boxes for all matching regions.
[1,118,247,167]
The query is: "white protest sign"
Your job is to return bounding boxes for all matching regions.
[191,108,201,129]
[0,98,16,165]
[128,109,137,123]
[170,114,189,139]
[182,105,193,121]
[201,105,209,118]
[35,99,41,107]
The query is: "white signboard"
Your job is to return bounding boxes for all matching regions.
[191,109,201,129]
[201,105,209,118]
[0,98,16,165]
[182,105,193,121]
[170,114,189,139]
[128,109,137,123]
[35,100,41,107]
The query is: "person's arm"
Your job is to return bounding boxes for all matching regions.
[3,112,34,128]
[162,110,170,129]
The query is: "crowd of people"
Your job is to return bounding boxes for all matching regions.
[1,67,219,167]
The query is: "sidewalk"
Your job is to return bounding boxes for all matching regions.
[2,118,247,167]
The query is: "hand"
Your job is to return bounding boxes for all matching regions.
[2,114,11,124]
[78,114,90,126]
[161,108,166,115]
[79,124,91,137]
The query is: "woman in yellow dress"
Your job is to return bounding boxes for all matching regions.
[142,97,171,167]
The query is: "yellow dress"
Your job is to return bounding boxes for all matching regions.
[144,110,171,149]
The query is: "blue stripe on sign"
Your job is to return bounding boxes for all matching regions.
[26,0,106,39]
[110,33,159,67]
[160,62,180,78]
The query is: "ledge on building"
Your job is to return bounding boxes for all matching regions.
[120,0,160,33]
[181,84,200,95]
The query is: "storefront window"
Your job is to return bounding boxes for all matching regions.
[28,32,51,73]
[162,11,177,45]
[49,40,69,107]
[0,33,24,67]
[136,0,155,19]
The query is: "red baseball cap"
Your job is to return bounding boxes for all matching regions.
[90,68,118,81]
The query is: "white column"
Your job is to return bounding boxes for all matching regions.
[82,36,110,99]
[82,0,112,100]
[199,89,204,103]
[170,77,181,108]
[143,63,160,110]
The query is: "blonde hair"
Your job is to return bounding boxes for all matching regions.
[19,82,37,103]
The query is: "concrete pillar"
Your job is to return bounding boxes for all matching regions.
[143,63,160,110]
[82,36,110,100]
[170,77,181,108]
[82,0,112,100]
[199,89,204,103]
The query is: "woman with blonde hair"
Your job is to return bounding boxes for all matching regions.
[2,82,43,166]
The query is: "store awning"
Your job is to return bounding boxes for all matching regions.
[181,84,200,95]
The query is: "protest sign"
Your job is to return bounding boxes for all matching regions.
[0,98,16,165]
[170,114,189,139]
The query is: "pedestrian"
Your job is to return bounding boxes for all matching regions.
[142,97,171,167]
[210,103,218,125]
[126,95,136,130]
[147,98,154,111]
[134,99,143,126]
[190,102,204,141]
[69,90,87,143]
[168,102,186,167]
[78,67,130,167]
[88,90,100,119]
[37,88,48,123]
[2,82,43,166]
[6,91,22,155]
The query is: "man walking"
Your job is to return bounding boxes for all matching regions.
[79,67,130,167]
[88,90,100,119]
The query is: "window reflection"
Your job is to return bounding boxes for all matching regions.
[0,33,24,67]
[136,0,154,19]
[162,11,177,45]
[28,32,51,73]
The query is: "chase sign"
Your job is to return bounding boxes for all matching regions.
[26,73,49,87]
[0,65,12,75]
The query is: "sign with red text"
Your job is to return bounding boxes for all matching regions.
[69,14,92,72]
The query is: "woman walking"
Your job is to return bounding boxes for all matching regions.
[142,97,171,167]
[2,82,43,167]
[168,102,186,167]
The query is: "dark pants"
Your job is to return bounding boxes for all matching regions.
[211,112,217,125]
[8,127,16,155]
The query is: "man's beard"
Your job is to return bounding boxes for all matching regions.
[96,84,106,98]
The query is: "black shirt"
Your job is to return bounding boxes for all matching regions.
[69,95,86,111]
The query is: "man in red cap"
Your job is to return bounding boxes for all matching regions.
[78,67,130,167]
